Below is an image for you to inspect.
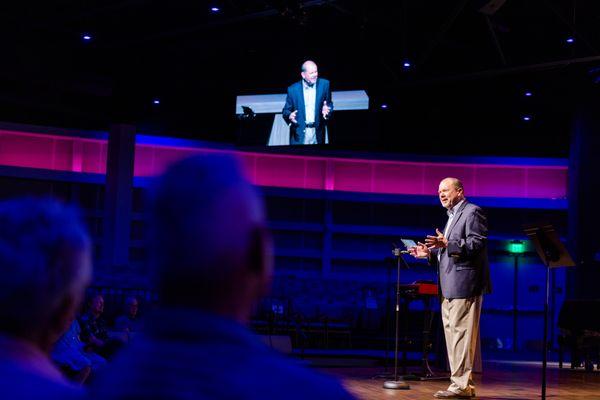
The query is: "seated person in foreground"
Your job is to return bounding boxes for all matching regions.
[89,154,355,399]
[0,198,92,399]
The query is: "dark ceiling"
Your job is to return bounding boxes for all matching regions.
[2,0,600,157]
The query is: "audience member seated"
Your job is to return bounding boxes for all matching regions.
[79,294,124,359]
[0,197,92,399]
[90,154,355,399]
[114,296,143,342]
[51,318,107,385]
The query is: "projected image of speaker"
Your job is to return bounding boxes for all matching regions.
[235,90,369,147]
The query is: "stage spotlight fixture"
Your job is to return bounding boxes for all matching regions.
[153,99,160,105]
[381,104,388,109]
[524,91,532,97]
[566,37,575,44]
[82,34,92,41]
[211,6,220,12]
[402,61,411,69]
[522,115,531,121]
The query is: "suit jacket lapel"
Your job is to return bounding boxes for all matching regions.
[445,200,468,238]
[297,82,306,123]
[314,79,322,122]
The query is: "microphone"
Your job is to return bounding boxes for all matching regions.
[391,247,410,256]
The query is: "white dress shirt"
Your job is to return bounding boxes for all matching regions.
[439,199,465,261]
[302,81,317,145]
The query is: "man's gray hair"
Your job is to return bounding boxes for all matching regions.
[0,197,91,337]
[301,60,316,72]
[444,177,464,192]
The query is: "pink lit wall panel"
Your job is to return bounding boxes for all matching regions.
[423,164,478,196]
[236,153,258,183]
[81,141,107,174]
[332,161,373,192]
[0,129,107,174]
[52,140,74,171]
[0,133,56,170]
[254,155,307,188]
[305,159,327,190]
[373,163,425,194]
[525,168,568,199]
[133,145,155,177]
[475,167,526,198]
[133,145,202,177]
[0,128,568,200]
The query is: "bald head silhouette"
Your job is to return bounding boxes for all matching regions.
[149,154,272,322]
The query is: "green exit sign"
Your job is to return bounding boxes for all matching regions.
[507,240,526,254]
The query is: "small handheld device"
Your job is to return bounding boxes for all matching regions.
[400,238,417,249]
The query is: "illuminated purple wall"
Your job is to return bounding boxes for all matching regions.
[0,128,567,200]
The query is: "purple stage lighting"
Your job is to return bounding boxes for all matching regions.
[566,37,575,44]
[210,7,220,12]
[381,104,388,109]
[524,91,532,97]
[82,34,92,41]
[402,61,411,68]
[522,115,531,121]
[153,99,160,105]
[0,129,568,202]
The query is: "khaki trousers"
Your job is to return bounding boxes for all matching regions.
[441,296,482,394]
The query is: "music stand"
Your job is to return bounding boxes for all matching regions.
[524,223,575,400]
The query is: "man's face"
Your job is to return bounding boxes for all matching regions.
[91,295,104,314]
[301,63,318,85]
[438,179,463,209]
[128,299,139,317]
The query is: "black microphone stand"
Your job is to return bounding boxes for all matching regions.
[383,246,410,390]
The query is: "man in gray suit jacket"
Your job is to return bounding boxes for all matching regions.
[409,177,491,399]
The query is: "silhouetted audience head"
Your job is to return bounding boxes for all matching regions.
[89,154,354,400]
[149,153,272,321]
[0,197,91,398]
[87,293,105,318]
[124,296,139,318]
[0,197,92,352]
[114,296,142,336]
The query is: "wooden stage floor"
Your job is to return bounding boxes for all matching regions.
[322,360,600,399]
